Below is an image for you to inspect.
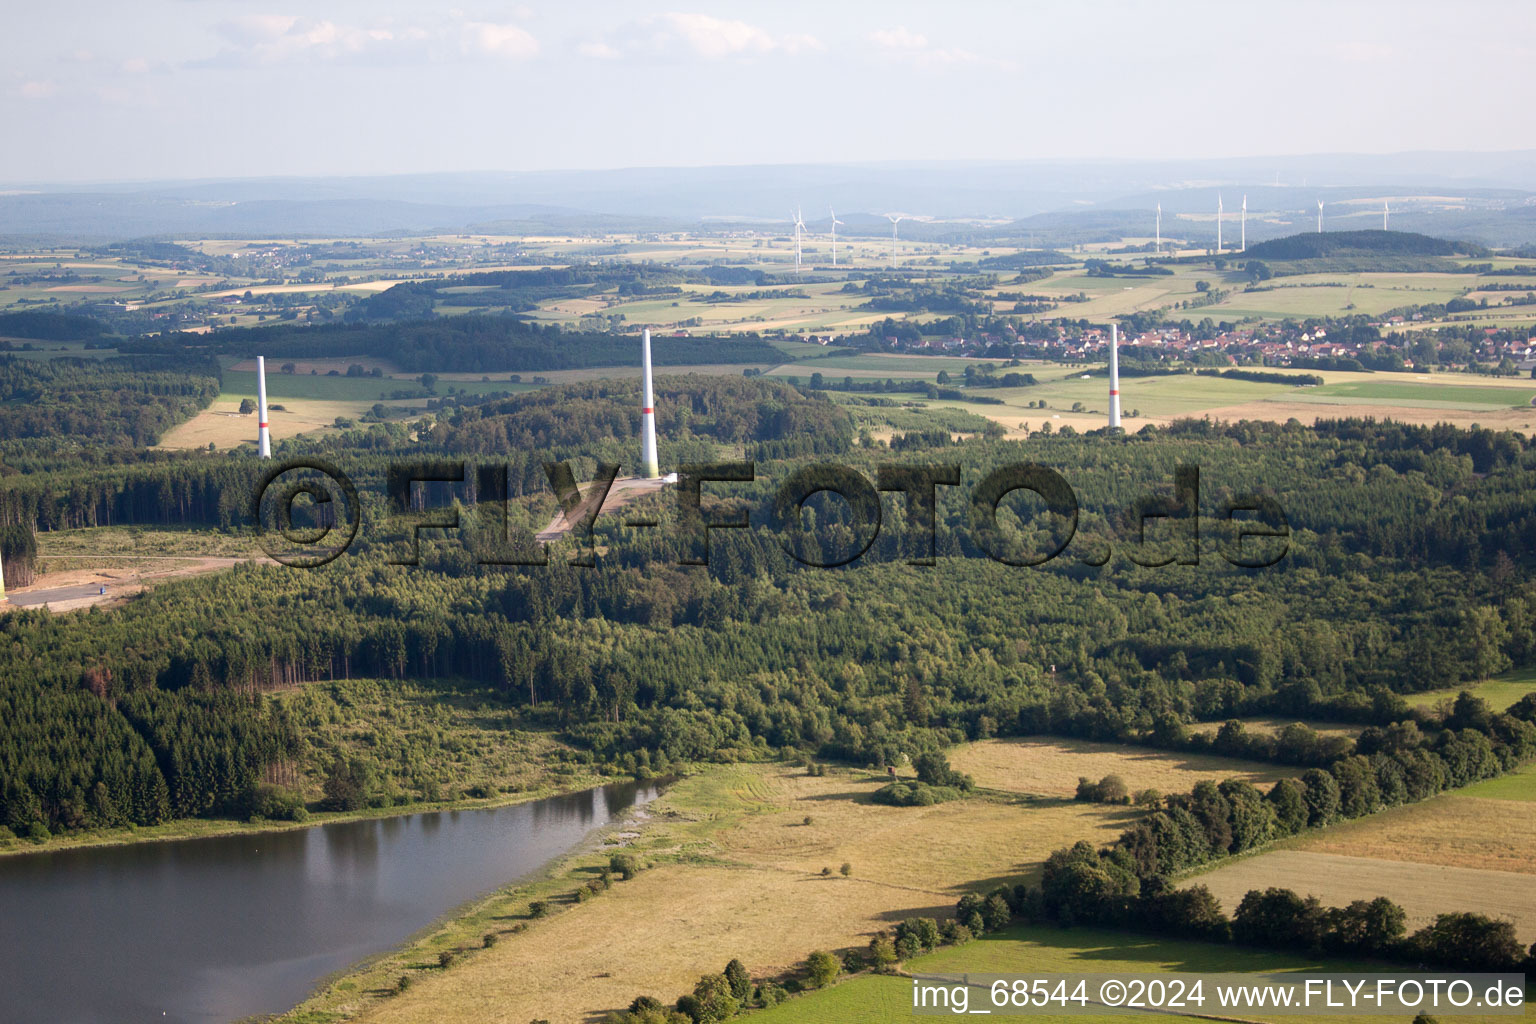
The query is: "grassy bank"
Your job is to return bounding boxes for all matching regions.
[0,773,619,859]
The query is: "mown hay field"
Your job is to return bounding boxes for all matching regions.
[1286,791,1536,873]
[949,737,1289,799]
[1188,847,1536,944]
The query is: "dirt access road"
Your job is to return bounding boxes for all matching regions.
[5,556,254,612]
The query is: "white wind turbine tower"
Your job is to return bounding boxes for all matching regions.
[1317,200,1324,234]
[791,208,806,275]
[829,207,844,267]
[256,355,271,459]
[1216,194,1223,253]
[1155,203,1162,254]
[1240,195,1247,253]
[1383,200,1390,230]
[886,213,904,267]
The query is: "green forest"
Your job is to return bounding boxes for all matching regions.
[120,315,784,373]
[4,363,1536,839]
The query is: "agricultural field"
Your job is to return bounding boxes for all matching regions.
[1188,782,1536,942]
[297,741,1305,1024]
[1410,667,1536,712]
[910,366,1536,437]
[1190,847,1536,944]
[949,737,1289,799]
[157,361,436,450]
[1459,761,1536,801]
[1187,717,1361,741]
[751,924,1531,1024]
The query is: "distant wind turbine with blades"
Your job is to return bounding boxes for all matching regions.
[1240,195,1247,253]
[1317,200,1324,234]
[829,207,844,267]
[886,213,904,267]
[1155,202,1161,254]
[1216,193,1223,253]
[1383,200,1389,230]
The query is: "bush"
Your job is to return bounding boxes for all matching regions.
[610,853,640,880]
[724,959,752,1002]
[438,951,456,969]
[805,950,841,989]
[322,755,375,812]
[756,982,787,1007]
[528,900,550,919]
[482,932,498,948]
[895,917,942,954]
[839,862,852,876]
[940,920,974,944]
[913,751,974,791]
[1075,774,1130,804]
[871,780,962,806]
[242,783,308,823]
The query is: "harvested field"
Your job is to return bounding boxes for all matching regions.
[1189,848,1536,943]
[1287,793,1536,874]
[1187,716,1360,741]
[950,737,1289,799]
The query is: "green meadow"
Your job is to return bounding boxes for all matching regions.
[748,924,1529,1024]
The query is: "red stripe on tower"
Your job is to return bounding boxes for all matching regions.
[642,408,653,414]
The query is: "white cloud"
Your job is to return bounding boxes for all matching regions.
[19,80,57,100]
[659,13,776,58]
[464,21,540,60]
[578,41,621,60]
[580,11,822,62]
[870,26,928,51]
[867,25,1006,69]
[211,15,389,63]
[199,13,537,67]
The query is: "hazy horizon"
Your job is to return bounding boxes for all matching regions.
[9,148,1536,191]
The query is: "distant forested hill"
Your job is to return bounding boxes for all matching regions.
[0,355,220,450]
[1243,229,1484,260]
[0,311,111,341]
[120,316,784,373]
[432,376,854,456]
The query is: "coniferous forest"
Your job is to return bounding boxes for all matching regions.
[4,359,1536,838]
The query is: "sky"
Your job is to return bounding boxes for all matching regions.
[3,0,1533,184]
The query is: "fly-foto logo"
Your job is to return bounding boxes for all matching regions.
[250,459,1290,570]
